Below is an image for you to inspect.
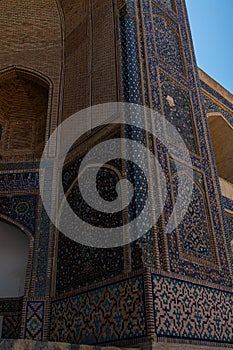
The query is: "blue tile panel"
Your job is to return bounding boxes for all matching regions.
[24,301,45,341]
[50,276,146,344]
[152,274,233,343]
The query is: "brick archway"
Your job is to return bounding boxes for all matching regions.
[208,112,233,184]
[0,68,49,162]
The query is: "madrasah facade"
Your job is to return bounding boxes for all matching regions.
[0,0,233,349]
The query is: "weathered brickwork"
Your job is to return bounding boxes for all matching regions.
[61,0,118,119]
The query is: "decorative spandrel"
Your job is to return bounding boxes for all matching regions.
[57,159,125,294]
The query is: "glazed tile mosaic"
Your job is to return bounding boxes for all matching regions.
[152,274,233,343]
[0,298,23,340]
[171,167,216,262]
[0,171,39,192]
[2,315,22,339]
[203,94,233,125]
[56,232,124,295]
[24,301,45,341]
[223,196,233,212]
[202,81,233,120]
[161,74,198,154]
[153,4,184,74]
[160,0,175,10]
[0,194,37,234]
[119,3,142,104]
[0,298,23,315]
[226,214,233,241]
[50,276,146,344]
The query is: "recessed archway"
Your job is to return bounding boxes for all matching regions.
[208,113,233,184]
[0,220,30,297]
[0,69,49,162]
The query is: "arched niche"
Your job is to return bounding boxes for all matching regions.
[208,113,233,184]
[0,0,64,157]
[208,113,233,203]
[0,69,49,161]
[0,220,30,297]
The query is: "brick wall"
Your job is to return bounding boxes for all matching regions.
[0,0,63,157]
[62,0,118,120]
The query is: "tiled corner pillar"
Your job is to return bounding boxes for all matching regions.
[126,0,233,284]
[0,166,53,341]
[116,0,233,346]
[21,162,56,341]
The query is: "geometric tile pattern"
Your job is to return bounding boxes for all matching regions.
[203,94,233,126]
[0,194,37,234]
[0,297,23,339]
[0,297,23,314]
[50,276,146,344]
[34,209,51,297]
[202,80,233,111]
[119,3,142,104]
[161,78,198,154]
[56,0,233,297]
[57,119,155,294]
[0,0,232,345]
[180,183,211,257]
[140,0,232,286]
[57,143,125,294]
[0,171,39,192]
[160,0,174,9]
[152,274,233,343]
[131,229,157,270]
[24,301,44,341]
[63,161,126,229]
[171,167,215,262]
[226,214,233,241]
[223,196,233,213]
[2,315,22,339]
[153,5,184,74]
[202,82,233,126]
[56,232,124,295]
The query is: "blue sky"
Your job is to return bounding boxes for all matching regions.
[185,0,233,93]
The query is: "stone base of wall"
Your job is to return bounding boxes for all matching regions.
[0,340,75,350]
[152,343,233,350]
[0,340,138,350]
[136,341,233,350]
[1,340,233,350]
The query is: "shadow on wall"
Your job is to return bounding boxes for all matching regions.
[0,221,29,298]
[208,113,233,184]
[0,69,49,162]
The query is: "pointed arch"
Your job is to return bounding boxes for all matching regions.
[0,214,34,300]
[0,66,52,88]
[0,217,33,298]
[0,67,52,161]
[0,0,64,157]
[208,112,233,184]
